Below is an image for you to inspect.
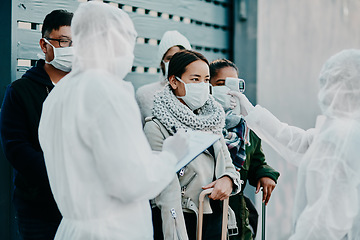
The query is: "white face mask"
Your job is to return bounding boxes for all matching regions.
[162,60,169,78]
[212,85,231,110]
[44,38,73,72]
[176,76,209,111]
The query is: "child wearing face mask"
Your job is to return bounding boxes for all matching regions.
[209,59,280,240]
[143,50,241,240]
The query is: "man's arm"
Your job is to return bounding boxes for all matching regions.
[0,85,49,185]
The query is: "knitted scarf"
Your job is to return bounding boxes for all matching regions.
[152,84,225,135]
[222,110,249,170]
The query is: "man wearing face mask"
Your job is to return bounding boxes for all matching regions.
[0,9,73,240]
[136,30,191,124]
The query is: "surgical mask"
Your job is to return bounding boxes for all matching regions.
[212,85,231,110]
[44,38,73,72]
[176,76,209,111]
[162,60,169,78]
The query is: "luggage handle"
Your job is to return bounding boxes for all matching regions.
[197,188,229,240]
[262,201,266,240]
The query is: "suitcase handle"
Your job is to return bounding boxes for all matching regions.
[262,202,266,240]
[197,188,229,240]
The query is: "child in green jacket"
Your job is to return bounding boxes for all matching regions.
[210,59,280,240]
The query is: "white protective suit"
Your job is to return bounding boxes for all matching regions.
[243,49,360,239]
[38,2,183,239]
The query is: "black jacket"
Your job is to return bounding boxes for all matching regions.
[0,60,61,221]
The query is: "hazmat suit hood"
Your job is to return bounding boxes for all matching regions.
[71,1,137,79]
[318,49,360,120]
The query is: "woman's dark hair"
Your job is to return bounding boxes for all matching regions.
[209,59,238,79]
[42,10,73,38]
[168,50,209,79]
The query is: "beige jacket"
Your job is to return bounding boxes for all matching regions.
[144,117,241,240]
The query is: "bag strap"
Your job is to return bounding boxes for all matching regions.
[147,117,171,139]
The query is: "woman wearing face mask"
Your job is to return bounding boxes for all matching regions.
[144,50,241,240]
[210,59,280,240]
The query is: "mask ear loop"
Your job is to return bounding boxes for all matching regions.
[43,38,55,48]
[175,76,187,99]
[43,38,56,64]
[175,76,186,85]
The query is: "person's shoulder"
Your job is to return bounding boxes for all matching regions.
[9,75,41,94]
[143,117,159,135]
[136,81,164,97]
[137,81,162,90]
[144,116,166,132]
[80,70,129,94]
[321,119,360,147]
[249,129,261,141]
[11,76,31,87]
[143,116,169,140]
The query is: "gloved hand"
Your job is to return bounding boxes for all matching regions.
[162,129,190,161]
[229,95,237,110]
[228,91,255,116]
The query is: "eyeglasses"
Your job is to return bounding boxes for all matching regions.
[45,37,72,48]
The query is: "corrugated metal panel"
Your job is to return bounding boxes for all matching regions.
[114,0,229,26]
[14,0,231,90]
[15,0,79,23]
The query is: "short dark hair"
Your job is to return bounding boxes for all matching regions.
[209,59,238,79]
[168,50,209,79]
[42,10,73,38]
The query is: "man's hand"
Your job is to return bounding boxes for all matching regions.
[202,176,233,201]
[256,177,276,205]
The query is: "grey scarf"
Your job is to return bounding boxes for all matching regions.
[152,84,225,135]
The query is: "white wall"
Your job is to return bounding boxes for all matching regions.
[256,0,360,239]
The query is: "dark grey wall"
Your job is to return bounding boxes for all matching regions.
[232,0,258,204]
[233,0,258,105]
[0,0,16,239]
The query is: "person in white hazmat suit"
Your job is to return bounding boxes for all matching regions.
[233,49,360,239]
[38,2,190,239]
